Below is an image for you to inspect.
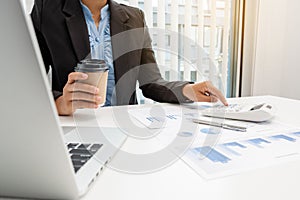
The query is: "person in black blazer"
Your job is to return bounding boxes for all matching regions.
[31,0,227,115]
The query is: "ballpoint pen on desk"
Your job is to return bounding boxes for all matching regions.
[192,118,247,132]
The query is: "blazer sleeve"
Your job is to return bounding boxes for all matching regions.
[137,10,193,104]
[31,0,63,100]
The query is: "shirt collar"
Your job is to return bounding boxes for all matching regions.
[101,4,110,20]
[80,2,110,22]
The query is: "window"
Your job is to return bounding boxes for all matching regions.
[114,0,234,103]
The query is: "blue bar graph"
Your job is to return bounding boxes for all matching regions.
[247,138,271,148]
[224,142,247,148]
[190,132,300,169]
[146,117,165,123]
[292,132,300,137]
[184,113,197,117]
[192,146,231,164]
[146,117,162,122]
[178,131,193,137]
[200,128,220,135]
[220,142,247,156]
[200,105,212,109]
[166,115,178,120]
[270,134,296,142]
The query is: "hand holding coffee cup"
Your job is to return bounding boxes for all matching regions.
[75,59,109,106]
[55,59,108,116]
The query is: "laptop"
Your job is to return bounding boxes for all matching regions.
[0,1,126,199]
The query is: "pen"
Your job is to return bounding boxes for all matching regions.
[192,119,247,132]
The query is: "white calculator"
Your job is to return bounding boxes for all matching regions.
[201,103,275,122]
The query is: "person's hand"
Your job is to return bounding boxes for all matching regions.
[55,72,102,116]
[182,81,228,106]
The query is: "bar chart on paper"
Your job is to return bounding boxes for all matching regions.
[184,131,300,179]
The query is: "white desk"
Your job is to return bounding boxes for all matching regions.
[4,96,300,200]
[59,96,300,200]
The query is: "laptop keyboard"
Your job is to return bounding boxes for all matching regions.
[67,143,103,173]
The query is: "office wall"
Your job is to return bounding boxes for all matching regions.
[250,0,300,100]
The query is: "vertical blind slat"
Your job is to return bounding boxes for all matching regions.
[197,0,205,82]
[157,0,166,78]
[184,0,192,81]
[170,0,179,81]
[222,0,231,93]
[209,0,217,84]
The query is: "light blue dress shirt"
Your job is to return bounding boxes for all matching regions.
[80,3,116,106]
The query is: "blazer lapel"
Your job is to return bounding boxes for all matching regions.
[109,0,130,37]
[108,0,130,80]
[63,0,90,61]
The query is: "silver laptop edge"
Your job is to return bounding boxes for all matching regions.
[0,1,126,199]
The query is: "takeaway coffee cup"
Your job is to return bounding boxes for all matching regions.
[75,59,109,106]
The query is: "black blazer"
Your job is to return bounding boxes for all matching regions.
[31,0,191,105]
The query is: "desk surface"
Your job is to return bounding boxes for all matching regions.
[59,96,300,200]
[5,96,300,200]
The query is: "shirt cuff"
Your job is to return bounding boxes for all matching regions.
[172,82,194,104]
